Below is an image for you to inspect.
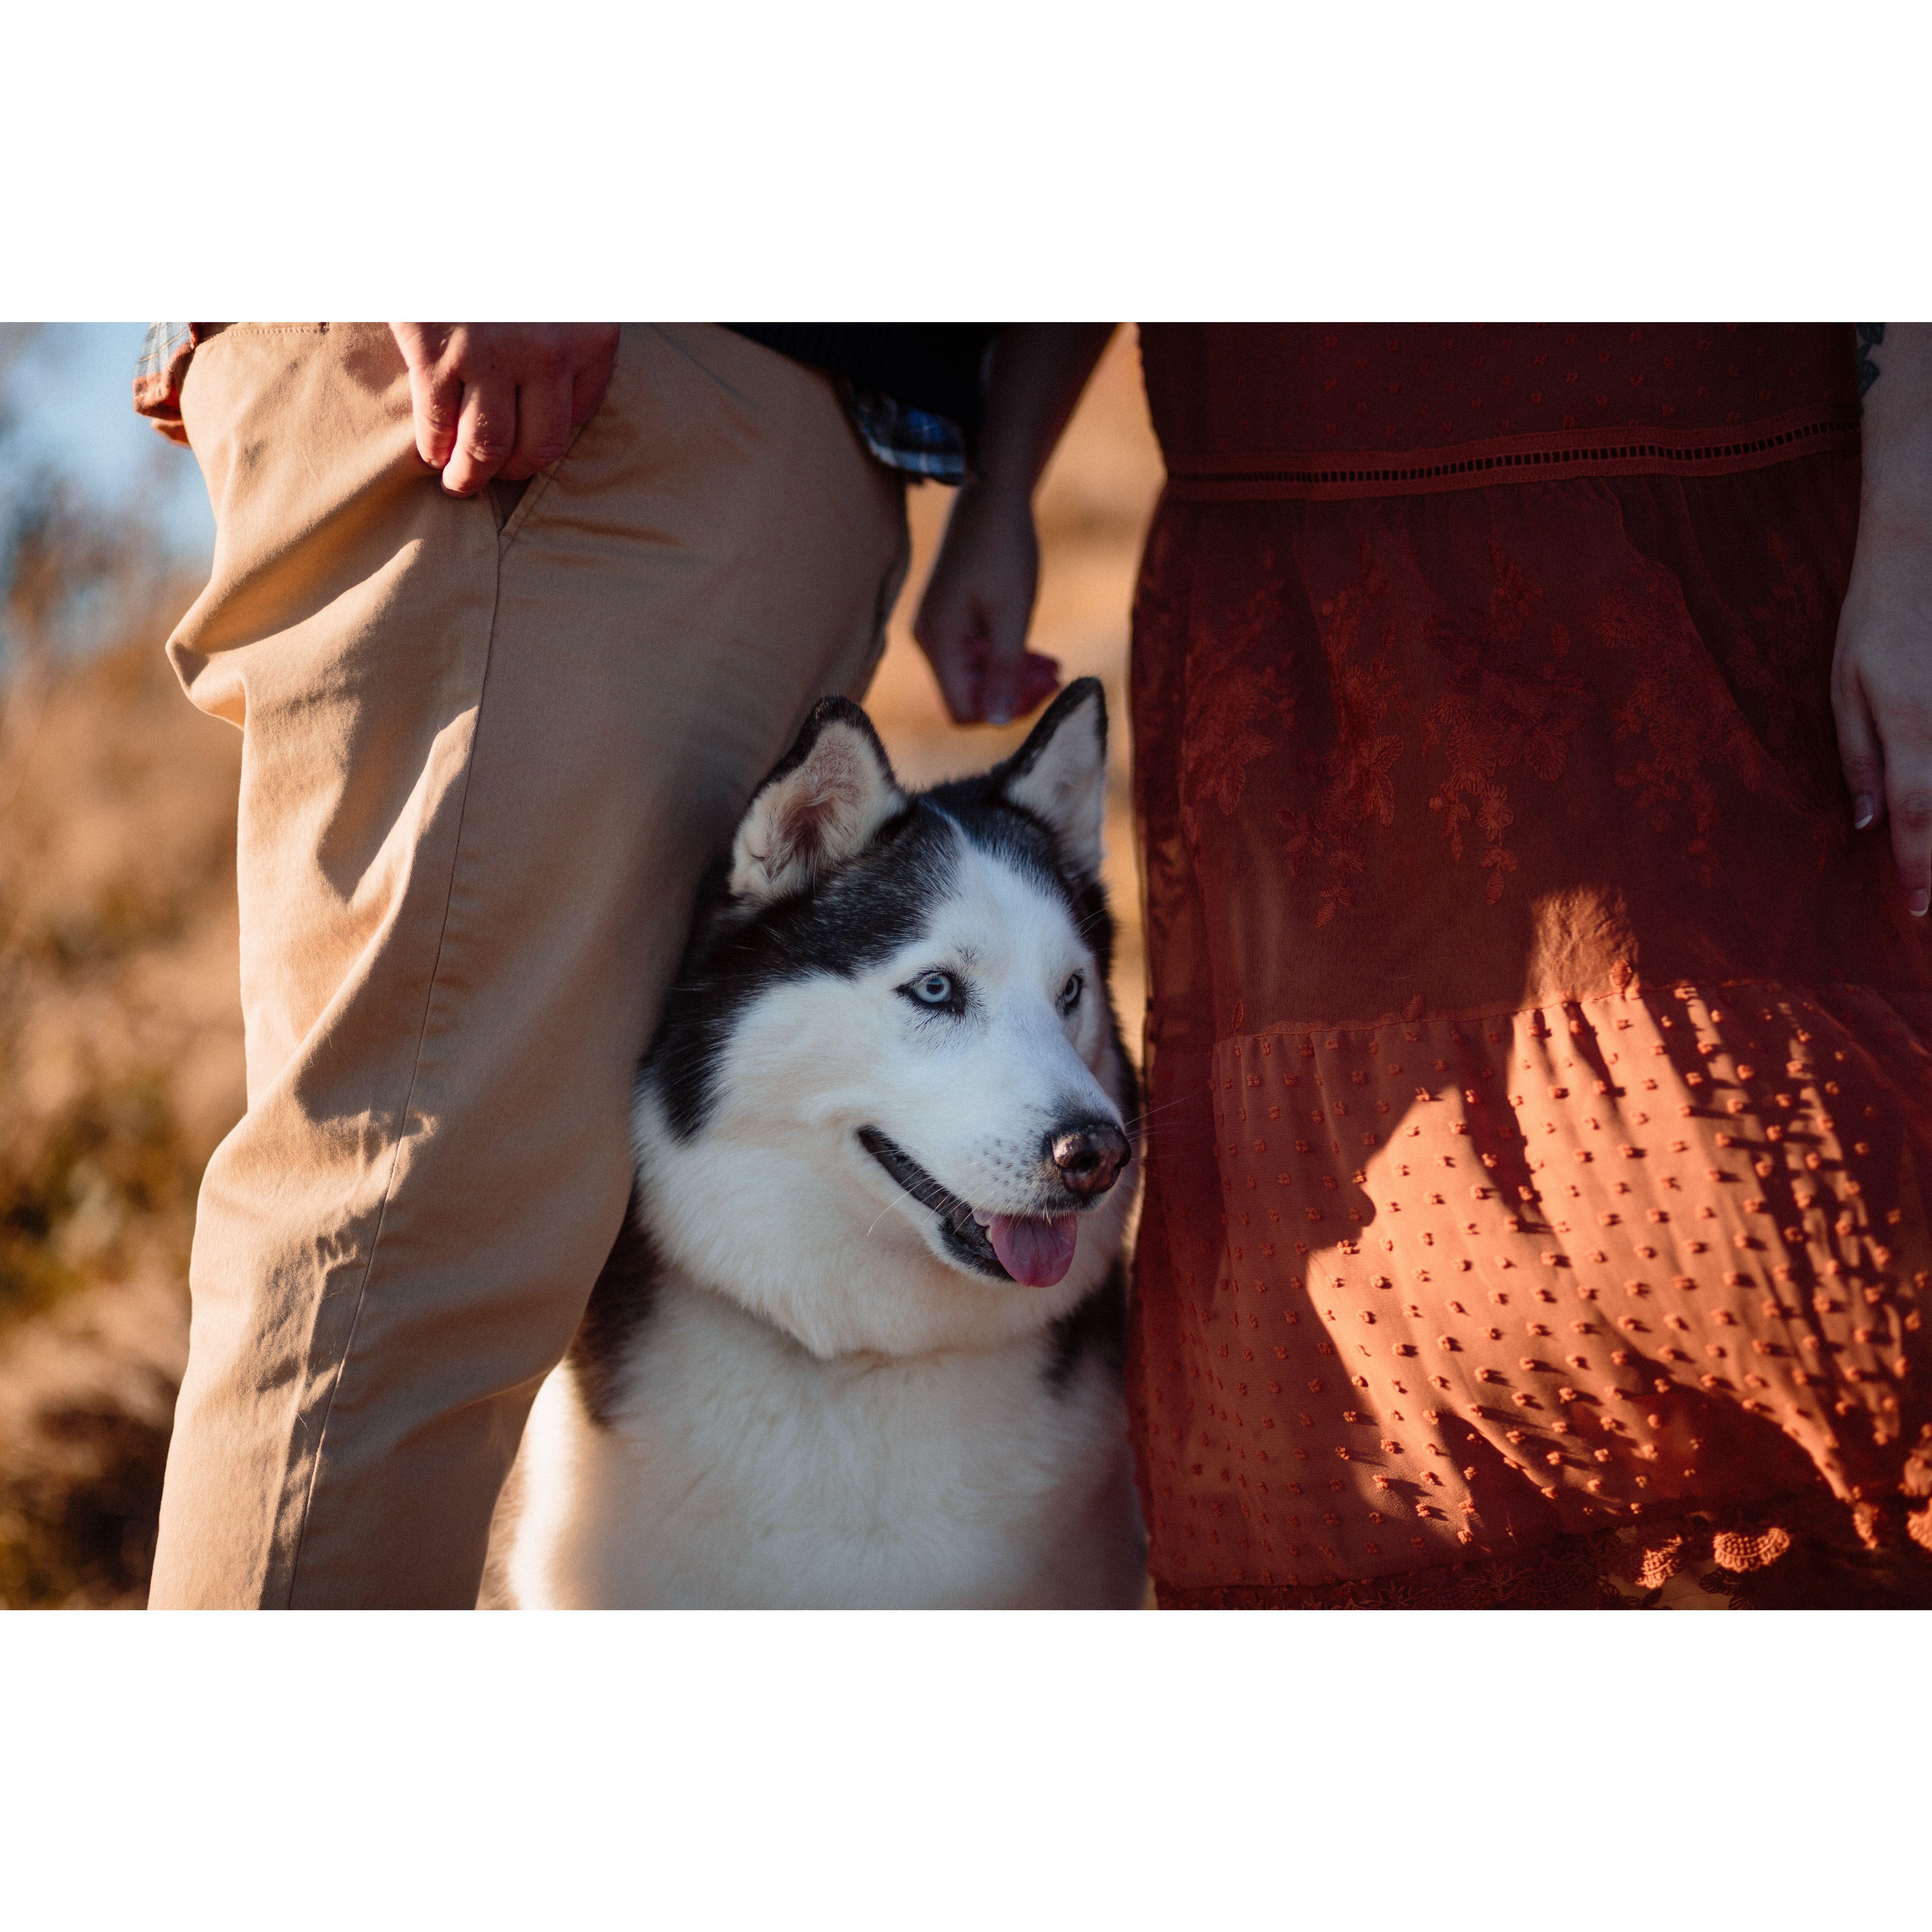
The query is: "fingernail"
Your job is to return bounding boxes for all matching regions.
[987,706,1011,726]
[1853,796,1875,829]
[1913,892,1929,918]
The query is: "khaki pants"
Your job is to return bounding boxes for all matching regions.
[151,324,908,1607]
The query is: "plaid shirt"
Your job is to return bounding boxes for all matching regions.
[134,323,973,480]
[838,383,970,482]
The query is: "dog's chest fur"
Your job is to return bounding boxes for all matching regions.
[493,681,1148,1608]
[507,1269,1143,1608]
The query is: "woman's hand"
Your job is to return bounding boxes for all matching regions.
[913,478,1061,725]
[1832,323,1932,916]
[388,324,620,498]
[1832,516,1932,915]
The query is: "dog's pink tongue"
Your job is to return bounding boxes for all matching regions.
[987,1214,1080,1287]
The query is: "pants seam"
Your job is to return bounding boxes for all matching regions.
[496,418,586,552]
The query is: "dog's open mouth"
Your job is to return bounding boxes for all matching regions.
[857,1127,1081,1287]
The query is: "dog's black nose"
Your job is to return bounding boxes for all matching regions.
[1049,1121,1131,1198]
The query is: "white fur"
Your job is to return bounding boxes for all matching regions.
[504,695,1145,1608]
[729,710,905,905]
[643,841,1128,1360]
[509,1277,1143,1608]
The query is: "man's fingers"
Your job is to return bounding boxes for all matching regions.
[393,325,620,481]
[912,602,989,724]
[569,329,621,429]
[1015,653,1063,716]
[441,378,517,497]
[910,479,1043,727]
[502,367,573,481]
[935,623,1055,730]
[976,595,1037,727]
[940,638,989,726]
[404,358,462,471]
[980,653,1022,727]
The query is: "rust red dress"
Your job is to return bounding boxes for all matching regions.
[1126,325,1932,1607]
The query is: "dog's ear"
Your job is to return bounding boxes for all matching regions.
[998,676,1107,878]
[729,697,906,905]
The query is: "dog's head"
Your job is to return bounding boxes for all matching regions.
[634,678,1138,1357]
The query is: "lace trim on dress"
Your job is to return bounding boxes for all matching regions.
[1163,407,1860,502]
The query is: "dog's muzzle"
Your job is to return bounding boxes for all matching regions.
[858,1127,1009,1279]
[858,1122,1131,1285]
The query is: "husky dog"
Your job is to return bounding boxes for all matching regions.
[500,677,1146,1608]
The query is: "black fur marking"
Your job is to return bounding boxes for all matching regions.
[924,777,1114,986]
[647,673,1132,1143]
[1001,675,1107,787]
[566,1184,662,1428]
[858,1127,1012,1279]
[652,802,961,1140]
[1044,1258,1128,1395]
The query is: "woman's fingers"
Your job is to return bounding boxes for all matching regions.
[1836,654,1932,915]
[1835,592,1932,915]
[1883,715,1932,917]
[1833,662,1885,834]
[1829,467,1932,918]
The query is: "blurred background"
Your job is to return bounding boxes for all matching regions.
[0,324,1163,1606]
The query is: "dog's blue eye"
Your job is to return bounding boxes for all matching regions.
[1060,972,1084,1012]
[910,972,954,1007]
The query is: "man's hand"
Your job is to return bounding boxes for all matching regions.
[914,478,1061,725]
[388,324,620,497]
[909,325,1114,727]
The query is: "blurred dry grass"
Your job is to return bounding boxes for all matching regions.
[0,544,242,1604]
[0,326,1163,1607]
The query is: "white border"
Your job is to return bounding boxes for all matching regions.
[5,2,1930,317]
[5,1610,1927,1924]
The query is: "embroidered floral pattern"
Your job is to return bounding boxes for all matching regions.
[1178,574,1296,841]
[1417,542,1591,904]
[1272,543,1406,927]
[1595,558,1779,888]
